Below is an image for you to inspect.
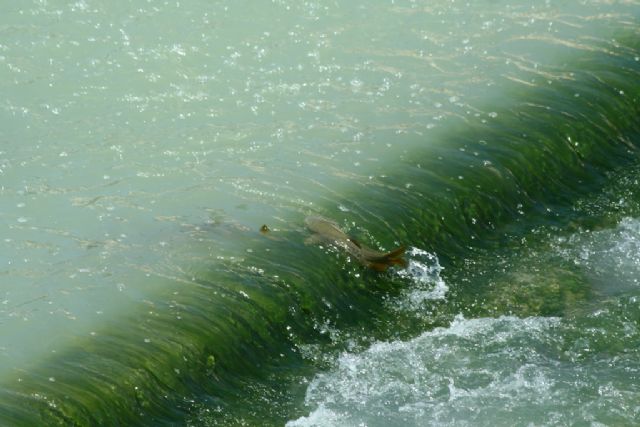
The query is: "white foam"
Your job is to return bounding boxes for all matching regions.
[393,247,448,311]
[286,404,343,427]
[288,315,561,427]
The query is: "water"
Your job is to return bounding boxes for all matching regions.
[1,0,640,425]
[290,170,640,425]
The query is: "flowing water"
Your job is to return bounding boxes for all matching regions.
[1,1,640,426]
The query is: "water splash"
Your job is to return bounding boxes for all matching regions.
[393,247,448,312]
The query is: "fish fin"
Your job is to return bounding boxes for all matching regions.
[385,246,406,259]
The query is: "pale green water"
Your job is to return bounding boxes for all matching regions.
[1,1,640,425]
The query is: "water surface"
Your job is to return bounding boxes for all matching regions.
[1,0,640,425]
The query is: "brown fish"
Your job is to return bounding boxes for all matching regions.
[305,216,406,272]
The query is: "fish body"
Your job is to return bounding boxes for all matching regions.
[304,216,406,271]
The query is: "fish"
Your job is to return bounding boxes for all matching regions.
[304,215,406,272]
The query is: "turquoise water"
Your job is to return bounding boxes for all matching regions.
[1,1,640,425]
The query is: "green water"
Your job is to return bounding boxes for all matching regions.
[289,165,640,426]
[1,0,640,426]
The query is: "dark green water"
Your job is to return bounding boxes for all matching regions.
[1,1,640,426]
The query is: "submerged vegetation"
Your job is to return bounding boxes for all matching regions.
[2,2,640,426]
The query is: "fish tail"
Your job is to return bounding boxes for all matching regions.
[368,246,407,271]
[385,246,407,267]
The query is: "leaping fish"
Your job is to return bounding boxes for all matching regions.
[305,216,406,272]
